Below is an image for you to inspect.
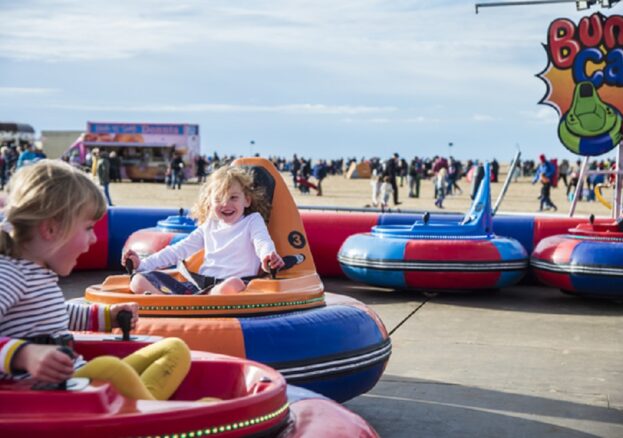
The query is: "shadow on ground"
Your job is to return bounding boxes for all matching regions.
[345,375,623,438]
[323,278,623,317]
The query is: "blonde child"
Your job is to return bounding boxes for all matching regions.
[379,176,394,209]
[123,166,285,296]
[370,170,382,207]
[0,160,190,400]
[435,167,448,209]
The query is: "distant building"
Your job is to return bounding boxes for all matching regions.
[0,122,35,147]
[41,130,82,159]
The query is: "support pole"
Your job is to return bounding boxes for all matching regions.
[493,151,521,216]
[568,156,590,217]
[614,144,623,220]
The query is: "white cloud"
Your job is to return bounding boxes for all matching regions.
[0,87,60,95]
[472,113,496,122]
[520,107,559,124]
[44,101,396,115]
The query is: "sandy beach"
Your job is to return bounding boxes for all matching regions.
[106,164,613,218]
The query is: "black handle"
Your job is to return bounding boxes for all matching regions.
[270,255,305,279]
[57,346,75,390]
[179,207,185,217]
[423,212,430,225]
[116,310,132,342]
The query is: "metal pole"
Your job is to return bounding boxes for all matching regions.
[493,150,521,216]
[475,0,583,14]
[614,144,623,220]
[568,156,590,217]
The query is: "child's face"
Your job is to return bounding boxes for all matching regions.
[46,216,98,276]
[211,181,251,225]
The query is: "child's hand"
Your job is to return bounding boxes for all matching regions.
[12,344,74,382]
[110,302,139,330]
[121,249,141,271]
[262,251,285,273]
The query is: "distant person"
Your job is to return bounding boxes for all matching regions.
[511,159,521,182]
[407,157,422,198]
[196,155,207,183]
[398,158,408,187]
[123,166,285,296]
[90,148,100,179]
[312,160,328,196]
[34,144,46,159]
[169,153,185,190]
[370,172,382,207]
[382,153,401,205]
[491,159,500,183]
[97,150,113,206]
[558,159,570,188]
[291,154,301,188]
[379,176,394,209]
[447,158,463,195]
[16,143,39,169]
[533,154,557,212]
[109,151,122,182]
[435,167,448,208]
[567,160,582,201]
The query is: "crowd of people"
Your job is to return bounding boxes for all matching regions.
[0,141,47,191]
[2,139,619,214]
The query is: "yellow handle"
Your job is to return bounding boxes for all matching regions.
[595,183,612,210]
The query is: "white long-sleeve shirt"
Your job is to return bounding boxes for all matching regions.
[138,212,276,279]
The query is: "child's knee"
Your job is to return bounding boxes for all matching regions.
[130,274,147,293]
[212,277,246,295]
[160,337,191,361]
[130,274,159,294]
[75,355,132,380]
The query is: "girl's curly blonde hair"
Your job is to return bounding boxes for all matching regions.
[0,159,107,257]
[190,166,271,224]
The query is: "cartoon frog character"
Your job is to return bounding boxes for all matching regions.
[558,81,622,156]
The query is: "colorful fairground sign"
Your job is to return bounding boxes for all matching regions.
[538,12,623,156]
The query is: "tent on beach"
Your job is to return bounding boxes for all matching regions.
[346,161,371,179]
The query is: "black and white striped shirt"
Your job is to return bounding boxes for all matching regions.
[0,255,109,377]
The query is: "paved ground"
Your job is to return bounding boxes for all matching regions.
[61,273,623,437]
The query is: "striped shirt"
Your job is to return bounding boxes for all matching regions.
[0,255,110,377]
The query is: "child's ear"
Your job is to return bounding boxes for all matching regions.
[244,194,251,208]
[38,219,59,241]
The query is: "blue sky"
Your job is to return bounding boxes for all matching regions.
[0,0,619,161]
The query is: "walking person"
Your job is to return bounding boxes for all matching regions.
[97,151,113,206]
[109,151,122,182]
[291,154,301,189]
[533,154,557,212]
[312,160,328,196]
[382,153,401,206]
[435,167,448,209]
[169,153,185,190]
[407,157,422,198]
[379,176,394,210]
[558,159,570,189]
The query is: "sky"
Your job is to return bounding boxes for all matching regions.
[0,0,620,162]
